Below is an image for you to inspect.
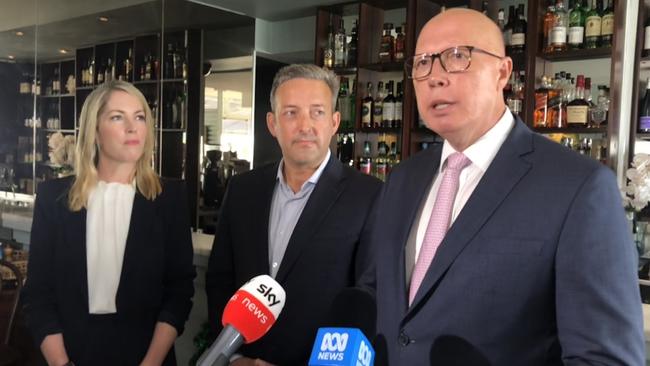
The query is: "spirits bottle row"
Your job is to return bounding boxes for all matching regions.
[559,136,607,162]
[358,140,400,181]
[360,80,403,129]
[534,72,610,128]
[497,4,527,54]
[322,18,405,68]
[542,0,614,53]
[504,70,526,117]
[78,43,186,86]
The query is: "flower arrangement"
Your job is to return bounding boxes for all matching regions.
[48,132,76,177]
[622,153,650,212]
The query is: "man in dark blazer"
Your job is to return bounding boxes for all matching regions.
[205,64,382,365]
[365,9,645,365]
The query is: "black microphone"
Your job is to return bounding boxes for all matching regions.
[322,287,376,338]
[430,335,491,366]
[372,334,389,366]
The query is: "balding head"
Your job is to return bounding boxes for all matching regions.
[411,8,512,151]
[416,8,506,57]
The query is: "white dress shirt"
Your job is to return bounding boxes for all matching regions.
[86,180,136,314]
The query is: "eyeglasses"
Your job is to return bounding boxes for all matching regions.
[405,45,504,80]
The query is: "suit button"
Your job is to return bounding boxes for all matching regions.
[398,331,410,346]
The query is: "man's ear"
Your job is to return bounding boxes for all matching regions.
[266,111,277,138]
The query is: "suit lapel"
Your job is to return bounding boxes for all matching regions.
[275,157,345,283]
[255,165,279,275]
[65,205,89,311]
[117,191,154,297]
[407,119,534,313]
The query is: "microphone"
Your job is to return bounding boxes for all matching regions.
[429,335,491,366]
[307,288,377,366]
[197,275,286,366]
[308,327,375,366]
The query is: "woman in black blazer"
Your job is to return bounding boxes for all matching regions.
[22,80,195,366]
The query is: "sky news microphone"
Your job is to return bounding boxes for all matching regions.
[308,327,375,366]
[197,275,286,366]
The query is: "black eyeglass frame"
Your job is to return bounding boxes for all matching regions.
[405,45,504,80]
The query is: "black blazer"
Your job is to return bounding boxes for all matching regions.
[206,156,382,365]
[22,177,196,365]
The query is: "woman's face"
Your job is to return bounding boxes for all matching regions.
[96,90,148,172]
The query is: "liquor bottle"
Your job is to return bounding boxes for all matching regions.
[375,141,388,181]
[334,18,346,67]
[359,141,372,175]
[165,43,175,79]
[388,142,400,173]
[382,81,395,128]
[89,59,95,85]
[19,73,31,94]
[97,61,105,84]
[644,16,650,57]
[590,84,608,127]
[543,0,556,53]
[53,67,60,94]
[361,82,373,128]
[510,4,526,54]
[348,20,358,67]
[567,75,590,127]
[145,54,152,80]
[339,133,354,165]
[373,81,384,128]
[549,74,566,128]
[338,77,352,130]
[106,58,114,82]
[600,0,614,47]
[639,77,650,133]
[497,8,505,33]
[394,26,405,62]
[379,23,394,63]
[533,76,551,127]
[568,0,585,50]
[124,48,133,82]
[323,16,334,68]
[551,0,568,52]
[585,0,602,48]
[503,5,516,51]
[481,1,488,15]
[349,80,356,128]
[394,81,403,129]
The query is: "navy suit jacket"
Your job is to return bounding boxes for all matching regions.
[367,118,645,365]
[22,177,196,365]
[205,156,382,365]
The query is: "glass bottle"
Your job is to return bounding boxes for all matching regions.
[534,76,550,128]
[585,0,602,48]
[338,77,351,130]
[568,0,585,49]
[361,82,373,128]
[382,81,395,128]
[323,15,334,68]
[359,141,372,175]
[373,81,384,128]
[543,0,556,53]
[348,20,358,67]
[379,23,394,63]
[394,26,405,62]
[334,18,346,67]
[394,81,403,129]
[551,0,568,52]
[567,75,590,127]
[600,0,614,47]
[510,4,526,54]
[639,77,650,133]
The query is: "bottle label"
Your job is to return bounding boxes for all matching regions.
[601,15,614,36]
[550,27,567,45]
[585,17,602,37]
[567,105,589,125]
[568,27,584,45]
[394,102,403,122]
[360,162,371,175]
[382,104,395,122]
[504,30,512,46]
[511,33,525,46]
[640,116,650,131]
[645,26,650,50]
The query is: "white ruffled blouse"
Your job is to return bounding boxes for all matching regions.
[85,180,136,314]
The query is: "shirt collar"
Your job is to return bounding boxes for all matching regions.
[440,107,515,172]
[276,149,331,194]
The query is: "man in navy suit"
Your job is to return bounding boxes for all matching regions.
[206,64,382,365]
[365,8,645,365]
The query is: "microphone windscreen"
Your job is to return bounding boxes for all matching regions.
[221,274,286,343]
[372,334,389,366]
[430,335,491,366]
[323,287,376,338]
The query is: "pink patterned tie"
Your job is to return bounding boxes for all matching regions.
[409,152,471,305]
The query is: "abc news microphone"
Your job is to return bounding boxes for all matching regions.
[307,287,377,366]
[197,275,286,366]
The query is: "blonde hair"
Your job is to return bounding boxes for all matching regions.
[68,80,161,211]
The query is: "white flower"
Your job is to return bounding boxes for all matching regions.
[48,132,76,173]
[622,153,650,212]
